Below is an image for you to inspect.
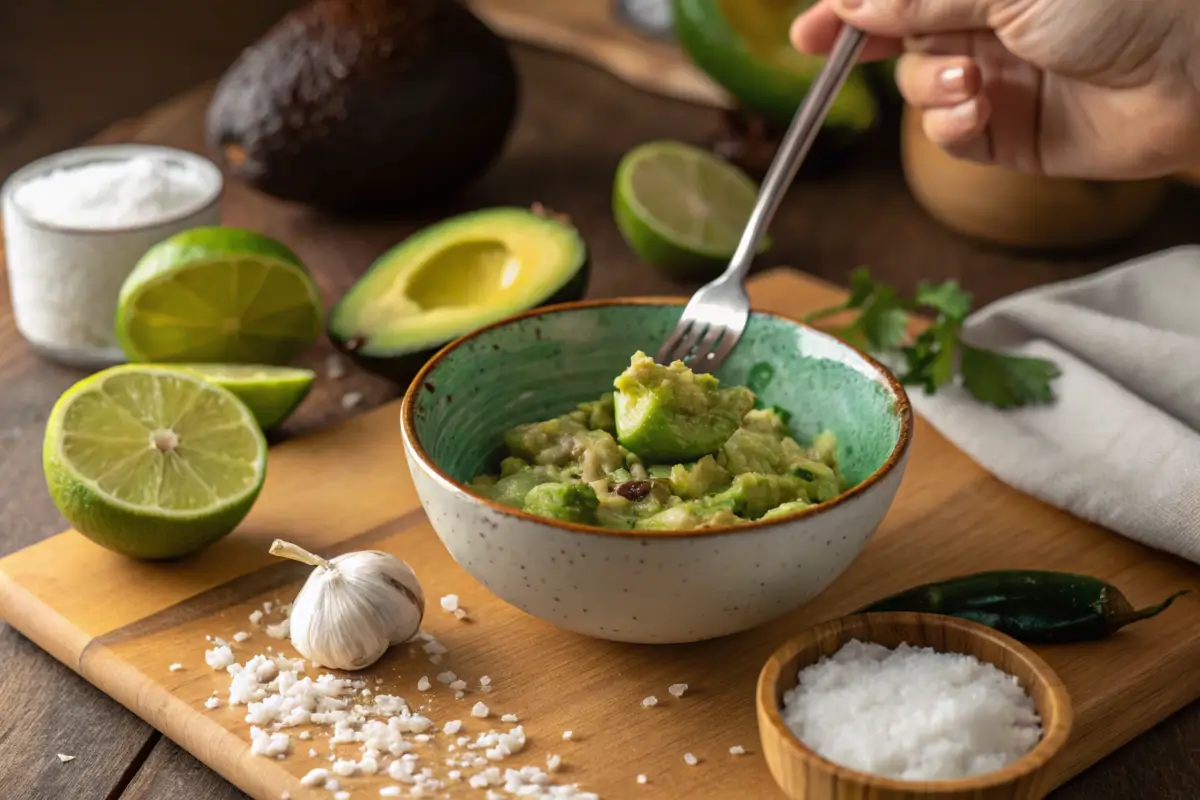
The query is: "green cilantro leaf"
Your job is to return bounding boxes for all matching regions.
[803,268,1062,409]
[960,345,1061,408]
[914,280,972,321]
[899,319,961,394]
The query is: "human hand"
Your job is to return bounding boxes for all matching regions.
[791,0,1200,179]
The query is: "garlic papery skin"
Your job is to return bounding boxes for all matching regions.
[269,539,425,671]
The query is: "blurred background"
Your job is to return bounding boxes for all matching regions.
[0,0,302,179]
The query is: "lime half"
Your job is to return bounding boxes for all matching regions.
[173,364,315,430]
[116,227,324,364]
[43,365,267,560]
[613,141,771,277]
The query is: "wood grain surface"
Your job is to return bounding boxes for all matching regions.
[2,269,1199,800]
[1,5,1199,798]
[469,0,729,108]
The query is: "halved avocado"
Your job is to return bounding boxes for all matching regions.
[328,207,589,382]
[673,0,879,143]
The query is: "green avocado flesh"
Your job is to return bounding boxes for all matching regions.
[468,351,847,530]
[673,0,878,129]
[328,207,588,380]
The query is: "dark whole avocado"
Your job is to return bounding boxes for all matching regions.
[672,0,879,171]
[205,0,519,214]
[328,205,589,382]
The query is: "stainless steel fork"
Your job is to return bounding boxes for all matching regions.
[655,24,868,372]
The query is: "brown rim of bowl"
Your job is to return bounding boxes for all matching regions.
[756,612,1074,794]
[399,296,914,540]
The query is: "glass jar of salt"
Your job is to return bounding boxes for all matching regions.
[2,144,222,367]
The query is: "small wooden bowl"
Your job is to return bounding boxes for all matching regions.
[757,613,1073,800]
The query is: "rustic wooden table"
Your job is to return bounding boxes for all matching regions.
[2,28,1198,800]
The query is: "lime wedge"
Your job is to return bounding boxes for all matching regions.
[43,365,267,560]
[613,140,771,278]
[115,227,324,364]
[173,364,315,430]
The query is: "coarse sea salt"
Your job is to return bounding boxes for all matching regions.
[203,605,602,798]
[2,148,220,363]
[781,639,1043,781]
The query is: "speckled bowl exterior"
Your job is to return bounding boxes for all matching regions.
[400,299,912,644]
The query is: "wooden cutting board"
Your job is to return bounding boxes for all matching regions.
[1,269,1197,800]
[469,0,730,108]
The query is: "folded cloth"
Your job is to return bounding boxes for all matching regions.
[908,245,1200,566]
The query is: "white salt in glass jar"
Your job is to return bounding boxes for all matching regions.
[2,144,223,368]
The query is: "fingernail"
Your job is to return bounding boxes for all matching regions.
[838,0,865,10]
[940,66,966,93]
[950,99,977,123]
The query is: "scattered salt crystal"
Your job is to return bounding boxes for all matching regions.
[436,671,457,684]
[334,792,350,800]
[453,608,469,620]
[781,639,1043,781]
[429,654,443,665]
[415,734,431,743]
[683,752,699,766]
[248,609,264,625]
[263,601,274,614]
[479,675,492,687]
[440,594,459,612]
[668,683,688,698]
[326,354,347,380]
[332,758,358,777]
[204,697,220,710]
[449,680,467,691]
[422,641,448,656]
[636,774,648,784]
[299,731,311,741]
[562,730,573,740]
[326,779,341,791]
[471,702,490,718]
[233,631,250,643]
[300,768,330,786]
[249,727,290,757]
[546,753,562,772]
[380,788,402,798]
[443,720,462,735]
[309,749,318,758]
[56,754,74,763]
[341,391,364,410]
[168,663,184,672]
[205,646,235,670]
[729,745,746,755]
[501,714,519,723]
[641,696,658,708]
[264,618,290,639]
[417,676,431,692]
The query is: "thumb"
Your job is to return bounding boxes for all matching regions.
[831,0,996,38]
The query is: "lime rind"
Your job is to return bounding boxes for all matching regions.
[171,364,316,429]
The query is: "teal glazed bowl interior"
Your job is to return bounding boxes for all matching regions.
[401,299,913,643]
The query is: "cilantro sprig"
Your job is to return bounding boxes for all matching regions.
[803,268,1061,409]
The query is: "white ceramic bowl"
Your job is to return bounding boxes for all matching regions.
[400,299,912,644]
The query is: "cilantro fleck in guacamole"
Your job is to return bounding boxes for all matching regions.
[467,352,847,530]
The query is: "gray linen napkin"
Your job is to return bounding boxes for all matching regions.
[907,245,1200,566]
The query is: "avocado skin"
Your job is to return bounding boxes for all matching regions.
[205,0,519,214]
[331,260,590,384]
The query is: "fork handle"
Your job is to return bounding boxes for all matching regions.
[723,24,868,283]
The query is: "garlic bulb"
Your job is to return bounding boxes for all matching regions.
[269,539,425,671]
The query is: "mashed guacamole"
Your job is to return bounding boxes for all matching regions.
[468,352,846,530]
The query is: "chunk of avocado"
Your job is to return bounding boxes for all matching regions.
[614,351,755,462]
[328,207,589,382]
[673,0,879,134]
[523,482,600,525]
[204,0,518,214]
